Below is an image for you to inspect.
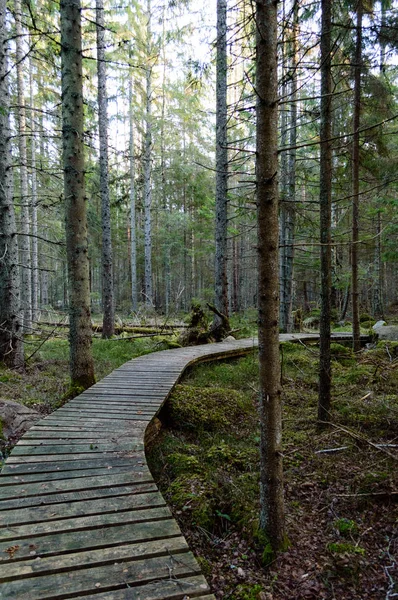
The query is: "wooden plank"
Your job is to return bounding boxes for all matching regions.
[0,466,137,485]
[69,576,212,600]
[53,410,155,420]
[1,457,141,474]
[0,472,152,499]
[0,490,166,526]
[0,550,201,600]
[16,438,143,446]
[0,481,157,510]
[0,506,172,541]
[0,518,180,562]
[6,450,145,463]
[11,443,143,455]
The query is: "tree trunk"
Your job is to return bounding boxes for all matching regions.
[29,56,39,324]
[129,71,138,312]
[351,0,362,353]
[214,0,229,325]
[256,0,285,553]
[60,0,95,389]
[284,2,298,333]
[96,0,115,338]
[144,0,153,307]
[0,0,24,368]
[318,0,333,423]
[15,0,32,332]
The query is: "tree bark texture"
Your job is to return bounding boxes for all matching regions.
[129,72,138,312]
[214,0,229,323]
[60,0,95,389]
[144,0,153,307]
[256,0,285,552]
[29,57,39,324]
[318,0,333,423]
[0,0,24,368]
[15,0,32,332]
[96,0,115,338]
[351,0,362,353]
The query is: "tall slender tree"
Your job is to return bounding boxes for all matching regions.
[129,71,138,312]
[15,0,32,332]
[256,0,285,552]
[143,0,153,307]
[214,0,229,322]
[352,0,363,353]
[318,0,333,423]
[0,0,24,368]
[96,0,115,337]
[60,0,95,389]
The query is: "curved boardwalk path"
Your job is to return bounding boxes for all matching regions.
[0,333,367,599]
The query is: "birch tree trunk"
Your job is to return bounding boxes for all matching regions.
[318,0,333,423]
[96,0,114,337]
[15,0,32,332]
[29,57,39,324]
[129,72,138,312]
[214,0,229,322]
[144,0,153,307]
[256,0,285,553]
[351,0,362,353]
[60,0,95,389]
[0,0,23,368]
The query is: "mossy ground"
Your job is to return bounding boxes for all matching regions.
[147,341,398,599]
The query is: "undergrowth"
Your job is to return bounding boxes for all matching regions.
[147,340,398,599]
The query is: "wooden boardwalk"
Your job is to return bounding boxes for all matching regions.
[0,333,368,599]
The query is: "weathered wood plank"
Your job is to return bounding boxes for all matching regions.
[0,550,201,600]
[1,457,142,474]
[0,490,166,526]
[0,506,172,541]
[0,518,181,562]
[0,481,157,510]
[69,576,213,600]
[0,472,152,499]
[11,443,143,455]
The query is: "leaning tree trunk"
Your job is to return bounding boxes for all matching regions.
[96,0,114,338]
[214,0,229,325]
[256,0,285,553]
[60,0,95,389]
[351,0,362,353]
[0,0,24,368]
[15,0,32,333]
[318,0,333,423]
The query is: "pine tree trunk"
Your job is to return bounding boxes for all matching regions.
[214,0,229,324]
[15,0,32,332]
[129,72,138,312]
[352,0,362,353]
[0,0,24,368]
[318,0,333,423]
[256,0,285,553]
[284,3,298,333]
[60,0,95,389]
[144,0,153,307]
[96,0,114,338]
[29,57,39,324]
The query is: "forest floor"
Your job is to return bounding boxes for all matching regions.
[147,340,398,600]
[0,321,397,599]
